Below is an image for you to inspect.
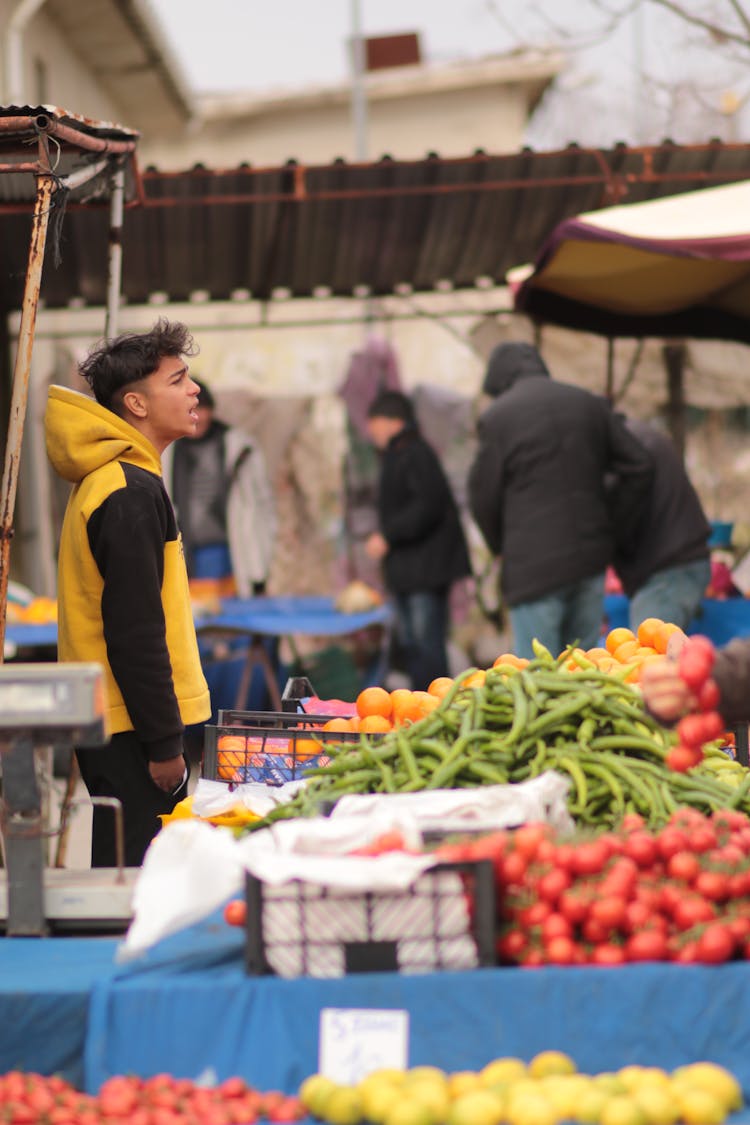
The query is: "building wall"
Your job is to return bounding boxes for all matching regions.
[139,83,530,169]
[0,5,126,125]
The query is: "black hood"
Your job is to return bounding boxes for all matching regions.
[482,342,550,397]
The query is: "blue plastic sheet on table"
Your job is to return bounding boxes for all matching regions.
[228,750,329,786]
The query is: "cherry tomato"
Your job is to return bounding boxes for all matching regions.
[676,714,708,748]
[544,935,578,965]
[223,898,247,927]
[590,943,627,966]
[697,677,721,712]
[696,922,735,964]
[666,744,702,772]
[589,896,628,932]
[625,929,668,962]
[537,867,572,904]
[694,870,730,903]
[666,850,700,883]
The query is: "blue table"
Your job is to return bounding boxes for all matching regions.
[3,920,750,1107]
[604,595,750,647]
[4,596,393,711]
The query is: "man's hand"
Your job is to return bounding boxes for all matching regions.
[640,658,695,725]
[365,532,388,560]
[149,756,186,792]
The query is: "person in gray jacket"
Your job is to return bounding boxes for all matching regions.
[468,342,654,658]
[163,380,277,595]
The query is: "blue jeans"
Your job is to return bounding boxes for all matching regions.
[629,557,711,632]
[394,588,450,690]
[509,573,606,659]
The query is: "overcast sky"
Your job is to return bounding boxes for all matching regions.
[149,1,748,147]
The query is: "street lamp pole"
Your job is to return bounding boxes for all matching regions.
[350,0,368,160]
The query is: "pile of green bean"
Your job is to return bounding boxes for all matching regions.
[250,644,750,831]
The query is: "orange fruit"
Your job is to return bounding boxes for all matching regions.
[412,691,440,717]
[613,639,641,663]
[390,689,424,726]
[356,686,393,721]
[294,738,322,761]
[463,669,486,689]
[217,734,246,752]
[652,621,683,655]
[586,647,611,662]
[322,718,352,733]
[427,676,454,698]
[492,653,524,670]
[636,617,665,649]
[359,714,393,733]
[605,627,636,655]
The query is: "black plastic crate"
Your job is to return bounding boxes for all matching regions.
[202,707,362,786]
[244,860,496,977]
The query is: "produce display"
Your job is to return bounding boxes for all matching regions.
[299,1054,743,1125]
[0,1072,304,1124]
[250,631,748,832]
[448,807,750,966]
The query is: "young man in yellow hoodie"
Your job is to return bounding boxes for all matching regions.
[44,319,211,867]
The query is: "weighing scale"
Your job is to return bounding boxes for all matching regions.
[0,662,138,936]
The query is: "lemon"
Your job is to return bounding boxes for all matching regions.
[299,1075,339,1118]
[577,1087,608,1123]
[541,1075,593,1118]
[672,1062,742,1112]
[323,1086,363,1125]
[407,1067,447,1085]
[384,1097,435,1125]
[406,1078,451,1123]
[448,1071,483,1098]
[446,1089,507,1125]
[359,1080,403,1123]
[594,1074,629,1097]
[480,1058,528,1087]
[673,1088,726,1125]
[504,1089,559,1125]
[528,1051,577,1079]
[632,1086,680,1125]
[599,1094,647,1125]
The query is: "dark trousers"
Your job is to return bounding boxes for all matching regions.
[394,587,450,690]
[76,730,189,868]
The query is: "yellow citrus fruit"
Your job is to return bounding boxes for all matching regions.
[480,1058,527,1087]
[299,1074,338,1118]
[528,1050,577,1079]
[447,1090,505,1125]
[383,1097,435,1125]
[504,1089,558,1125]
[673,1087,726,1125]
[672,1063,742,1112]
[577,1087,608,1124]
[447,1071,483,1098]
[600,1094,648,1125]
[323,1086,363,1125]
[632,1085,680,1125]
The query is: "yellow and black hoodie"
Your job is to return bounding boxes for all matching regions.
[44,385,210,760]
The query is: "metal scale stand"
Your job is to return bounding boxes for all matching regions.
[0,663,138,936]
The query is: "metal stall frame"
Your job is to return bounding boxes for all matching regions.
[0,106,139,658]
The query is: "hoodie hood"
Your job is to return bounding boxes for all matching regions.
[482,342,550,397]
[45,384,162,484]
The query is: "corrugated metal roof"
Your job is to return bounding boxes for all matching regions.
[0,140,749,311]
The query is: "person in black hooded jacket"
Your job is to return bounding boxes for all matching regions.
[365,390,472,690]
[468,342,655,659]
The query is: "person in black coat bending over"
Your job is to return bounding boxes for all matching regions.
[365,390,472,690]
[468,342,655,659]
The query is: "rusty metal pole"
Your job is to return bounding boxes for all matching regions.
[0,172,55,662]
[105,164,125,340]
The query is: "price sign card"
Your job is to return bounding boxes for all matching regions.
[319,1008,409,1085]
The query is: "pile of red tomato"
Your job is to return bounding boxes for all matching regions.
[434,807,750,966]
[0,1071,304,1125]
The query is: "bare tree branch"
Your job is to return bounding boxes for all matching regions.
[647,0,750,52]
[725,0,750,40]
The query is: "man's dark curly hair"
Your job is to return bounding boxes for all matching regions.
[79,318,199,415]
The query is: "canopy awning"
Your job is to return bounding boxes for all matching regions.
[511,179,750,343]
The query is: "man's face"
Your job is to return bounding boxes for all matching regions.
[132,356,201,446]
[366,415,404,450]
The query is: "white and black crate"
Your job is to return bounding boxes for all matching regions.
[243,860,496,977]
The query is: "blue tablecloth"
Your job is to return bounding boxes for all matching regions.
[3,921,750,1105]
[195,596,391,639]
[604,595,750,647]
[0,937,119,1088]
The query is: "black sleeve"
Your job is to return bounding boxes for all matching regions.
[87,482,184,761]
[468,421,505,554]
[605,409,656,550]
[380,444,452,546]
